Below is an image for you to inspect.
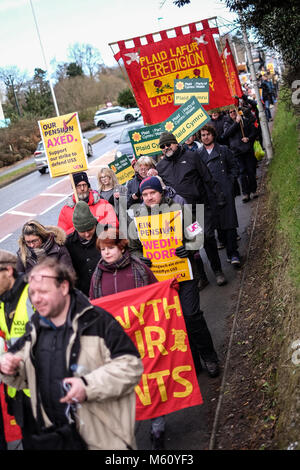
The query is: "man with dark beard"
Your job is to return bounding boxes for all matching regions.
[58,172,118,235]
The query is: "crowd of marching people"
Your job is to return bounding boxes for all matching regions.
[0,99,266,451]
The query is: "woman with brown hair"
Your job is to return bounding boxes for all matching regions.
[89,227,157,299]
[16,220,74,275]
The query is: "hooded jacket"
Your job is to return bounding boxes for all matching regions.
[58,190,119,235]
[16,226,74,275]
[0,289,143,450]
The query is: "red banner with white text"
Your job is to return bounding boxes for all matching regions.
[91,279,203,420]
[113,19,235,124]
[221,39,243,99]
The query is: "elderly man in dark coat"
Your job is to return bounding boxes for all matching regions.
[222,107,258,202]
[199,124,241,267]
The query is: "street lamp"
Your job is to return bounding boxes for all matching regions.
[29,0,60,116]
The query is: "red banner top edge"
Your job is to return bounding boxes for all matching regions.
[114,19,219,57]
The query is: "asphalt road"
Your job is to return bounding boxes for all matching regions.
[0,119,142,251]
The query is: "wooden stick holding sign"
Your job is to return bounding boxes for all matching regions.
[235,105,245,138]
[70,173,79,203]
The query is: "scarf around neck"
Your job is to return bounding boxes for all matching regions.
[91,250,150,299]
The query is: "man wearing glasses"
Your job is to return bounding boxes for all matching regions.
[58,171,119,235]
[0,249,36,449]
[0,258,143,450]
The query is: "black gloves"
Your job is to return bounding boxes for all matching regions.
[140,256,152,267]
[175,245,189,258]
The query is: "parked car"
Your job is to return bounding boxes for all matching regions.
[114,121,145,162]
[34,137,93,174]
[94,106,141,129]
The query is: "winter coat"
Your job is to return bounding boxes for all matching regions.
[0,289,143,450]
[199,144,239,229]
[156,145,226,236]
[126,173,143,207]
[16,226,74,275]
[260,81,271,102]
[58,190,119,235]
[222,116,257,157]
[65,229,101,296]
[89,250,157,300]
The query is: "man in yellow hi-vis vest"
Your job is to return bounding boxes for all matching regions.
[0,249,36,450]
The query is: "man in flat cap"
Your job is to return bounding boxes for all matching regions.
[58,171,119,235]
[0,249,36,449]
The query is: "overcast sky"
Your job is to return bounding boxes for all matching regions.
[0,0,237,78]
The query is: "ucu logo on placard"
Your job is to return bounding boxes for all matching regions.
[186,221,203,235]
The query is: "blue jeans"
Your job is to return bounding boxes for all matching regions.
[264,100,272,120]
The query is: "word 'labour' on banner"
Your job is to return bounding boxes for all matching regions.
[109,155,135,185]
[135,211,193,282]
[129,96,210,159]
[92,279,203,420]
[38,112,88,178]
[112,19,235,125]
[174,78,210,105]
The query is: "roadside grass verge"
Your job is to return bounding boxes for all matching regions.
[0,163,37,188]
[268,95,300,284]
[0,132,105,188]
[264,88,300,449]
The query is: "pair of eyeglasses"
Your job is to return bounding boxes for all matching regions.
[76,183,88,189]
[27,274,59,283]
[160,143,172,149]
[229,110,236,114]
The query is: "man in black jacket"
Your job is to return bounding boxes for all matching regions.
[156,132,227,288]
[222,108,258,202]
[66,201,103,297]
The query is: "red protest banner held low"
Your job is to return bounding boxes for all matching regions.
[112,18,235,124]
[91,279,203,420]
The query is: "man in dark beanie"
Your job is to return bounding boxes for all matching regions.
[58,171,118,235]
[65,201,105,297]
[156,131,228,288]
[139,175,163,194]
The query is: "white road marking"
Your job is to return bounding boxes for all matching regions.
[9,210,37,217]
[0,233,12,243]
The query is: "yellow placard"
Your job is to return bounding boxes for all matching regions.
[115,166,135,185]
[174,92,209,105]
[135,211,193,282]
[38,112,88,178]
